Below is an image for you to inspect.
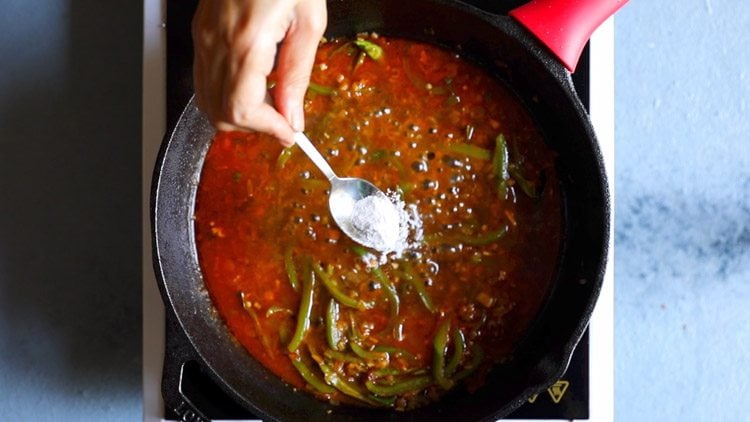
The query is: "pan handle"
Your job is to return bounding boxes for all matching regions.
[509,0,628,72]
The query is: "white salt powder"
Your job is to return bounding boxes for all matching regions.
[351,195,400,251]
[350,190,423,257]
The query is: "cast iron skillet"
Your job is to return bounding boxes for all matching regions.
[152,0,622,419]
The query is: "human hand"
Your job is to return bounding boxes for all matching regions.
[192,0,327,146]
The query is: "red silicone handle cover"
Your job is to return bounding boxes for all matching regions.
[509,0,628,72]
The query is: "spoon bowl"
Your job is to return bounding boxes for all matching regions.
[293,132,399,251]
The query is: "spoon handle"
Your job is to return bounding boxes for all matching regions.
[294,132,338,181]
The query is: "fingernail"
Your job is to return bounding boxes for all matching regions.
[281,136,295,147]
[290,104,304,132]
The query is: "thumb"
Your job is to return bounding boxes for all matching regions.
[274,0,327,132]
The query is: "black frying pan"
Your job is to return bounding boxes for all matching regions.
[152,0,620,419]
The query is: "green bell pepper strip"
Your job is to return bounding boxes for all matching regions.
[448,143,492,160]
[432,319,453,390]
[424,226,507,247]
[287,260,315,352]
[350,246,400,319]
[277,147,294,169]
[283,247,299,292]
[365,375,432,397]
[400,261,436,313]
[492,134,510,200]
[444,328,466,376]
[353,38,383,60]
[240,292,274,357]
[314,263,373,310]
[318,363,393,406]
[323,348,363,364]
[326,299,343,351]
[452,344,485,382]
[291,358,336,394]
[265,306,293,318]
[350,341,389,362]
[307,81,335,96]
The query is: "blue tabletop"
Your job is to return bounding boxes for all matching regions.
[0,1,748,421]
[615,1,750,420]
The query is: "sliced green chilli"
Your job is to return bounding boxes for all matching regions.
[432,319,453,390]
[287,260,315,352]
[291,358,336,394]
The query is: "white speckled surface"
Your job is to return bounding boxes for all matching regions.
[615,1,750,420]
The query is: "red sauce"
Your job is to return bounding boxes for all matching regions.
[195,35,561,410]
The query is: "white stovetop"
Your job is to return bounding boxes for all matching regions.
[141,1,614,419]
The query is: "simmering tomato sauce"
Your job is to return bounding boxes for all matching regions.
[195,35,561,410]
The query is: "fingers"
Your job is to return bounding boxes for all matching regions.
[221,37,296,145]
[274,0,328,132]
[191,0,327,146]
[215,103,296,147]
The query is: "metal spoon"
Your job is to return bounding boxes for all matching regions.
[293,132,397,250]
